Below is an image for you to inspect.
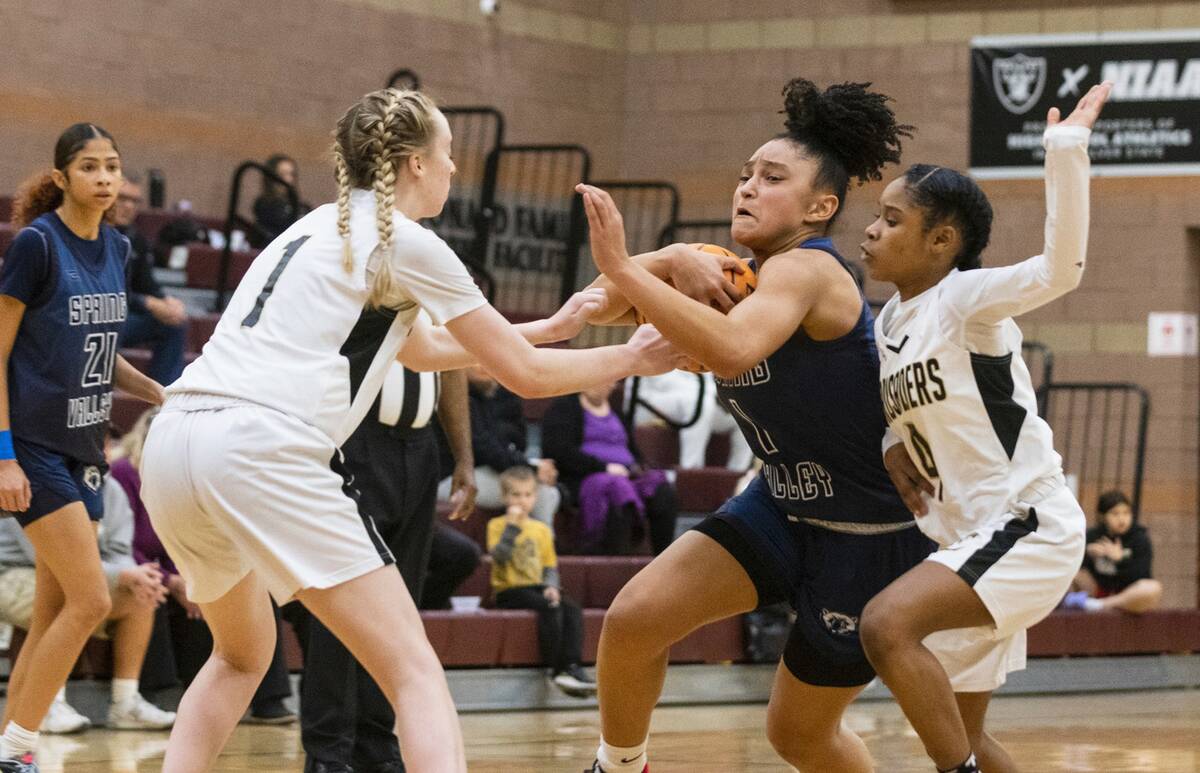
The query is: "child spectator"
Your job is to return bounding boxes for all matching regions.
[1065,490,1164,614]
[487,467,594,696]
[439,365,561,524]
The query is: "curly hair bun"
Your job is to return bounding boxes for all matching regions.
[780,78,913,185]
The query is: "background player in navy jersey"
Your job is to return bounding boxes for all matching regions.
[575,80,931,773]
[0,123,163,771]
[858,83,1111,773]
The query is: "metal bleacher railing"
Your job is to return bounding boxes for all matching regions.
[1039,382,1150,516]
[473,143,591,317]
[426,106,506,303]
[214,161,299,311]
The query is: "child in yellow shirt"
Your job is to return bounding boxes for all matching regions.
[488,466,595,696]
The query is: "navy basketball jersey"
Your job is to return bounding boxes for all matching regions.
[0,213,129,464]
[715,237,911,526]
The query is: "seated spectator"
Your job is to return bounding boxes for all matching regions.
[1065,490,1164,614]
[542,382,678,555]
[487,467,594,696]
[110,176,188,384]
[250,153,310,247]
[628,370,754,470]
[438,365,561,524]
[0,477,176,732]
[421,522,482,610]
[110,408,296,724]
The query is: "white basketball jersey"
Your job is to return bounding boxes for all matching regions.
[169,189,486,446]
[875,124,1093,547]
[876,292,1062,546]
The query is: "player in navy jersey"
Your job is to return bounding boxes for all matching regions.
[575,80,930,773]
[0,124,163,771]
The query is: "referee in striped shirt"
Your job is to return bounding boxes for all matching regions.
[296,360,477,773]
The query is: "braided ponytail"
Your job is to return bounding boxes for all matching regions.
[331,87,438,308]
[902,164,994,271]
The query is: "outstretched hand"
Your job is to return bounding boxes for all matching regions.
[1048,80,1112,130]
[576,183,631,275]
[542,287,609,343]
[625,324,687,376]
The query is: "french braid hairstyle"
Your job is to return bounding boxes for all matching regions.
[778,78,913,228]
[331,88,438,307]
[901,164,994,271]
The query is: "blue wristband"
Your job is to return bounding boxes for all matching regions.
[0,430,13,461]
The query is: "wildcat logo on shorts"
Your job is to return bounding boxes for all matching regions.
[993,54,1047,115]
[820,608,859,636]
[82,466,103,493]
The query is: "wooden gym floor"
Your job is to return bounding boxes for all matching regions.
[37,689,1200,771]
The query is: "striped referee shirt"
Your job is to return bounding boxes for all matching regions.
[377,360,441,432]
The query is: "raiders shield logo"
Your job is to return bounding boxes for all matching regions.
[82,466,103,493]
[820,608,858,636]
[993,53,1047,115]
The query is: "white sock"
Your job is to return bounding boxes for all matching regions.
[597,738,647,772]
[111,678,139,706]
[54,686,67,703]
[1083,597,1105,612]
[0,721,38,759]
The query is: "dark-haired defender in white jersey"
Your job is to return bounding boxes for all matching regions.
[857,82,1112,773]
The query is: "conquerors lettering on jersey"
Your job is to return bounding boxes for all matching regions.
[879,357,947,423]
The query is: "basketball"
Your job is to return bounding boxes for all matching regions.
[632,244,756,372]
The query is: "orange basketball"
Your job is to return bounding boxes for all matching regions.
[632,244,756,373]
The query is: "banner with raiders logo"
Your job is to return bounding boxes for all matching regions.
[971,30,1200,178]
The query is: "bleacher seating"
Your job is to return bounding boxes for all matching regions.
[184,244,259,289]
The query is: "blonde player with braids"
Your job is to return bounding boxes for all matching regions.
[139,88,677,773]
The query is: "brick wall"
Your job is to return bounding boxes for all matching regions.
[616,1,1199,606]
[0,0,1195,602]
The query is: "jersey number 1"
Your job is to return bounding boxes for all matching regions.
[242,235,310,327]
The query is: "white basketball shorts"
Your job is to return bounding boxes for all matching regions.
[923,483,1086,692]
[140,394,393,604]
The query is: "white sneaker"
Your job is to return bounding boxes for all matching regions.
[40,696,91,734]
[107,694,176,730]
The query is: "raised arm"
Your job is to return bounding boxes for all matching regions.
[940,82,1110,326]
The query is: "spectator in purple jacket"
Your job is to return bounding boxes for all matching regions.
[542,382,677,555]
[110,408,295,723]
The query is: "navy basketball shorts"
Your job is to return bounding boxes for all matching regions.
[693,475,933,688]
[3,438,106,527]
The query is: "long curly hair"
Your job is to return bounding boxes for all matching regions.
[11,123,118,228]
